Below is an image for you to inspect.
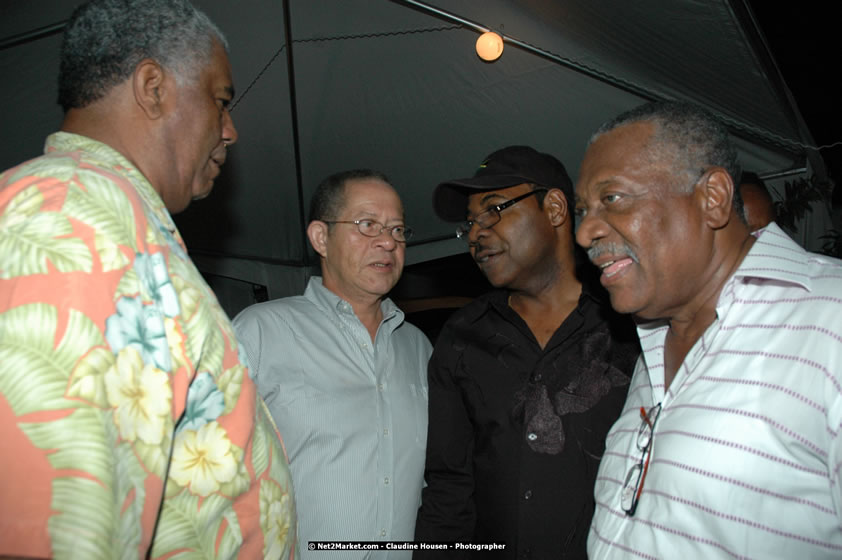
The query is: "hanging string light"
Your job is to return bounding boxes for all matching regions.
[476,31,504,61]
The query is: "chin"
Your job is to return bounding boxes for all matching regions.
[192,182,215,202]
[607,292,641,316]
[482,270,513,289]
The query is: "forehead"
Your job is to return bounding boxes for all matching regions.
[199,40,234,91]
[577,122,670,195]
[342,178,403,215]
[585,122,655,172]
[740,183,765,198]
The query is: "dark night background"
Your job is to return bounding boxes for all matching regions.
[749,1,841,209]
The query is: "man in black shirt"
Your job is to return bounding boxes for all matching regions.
[415,146,639,558]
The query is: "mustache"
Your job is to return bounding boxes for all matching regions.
[587,242,639,263]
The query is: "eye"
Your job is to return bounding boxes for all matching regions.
[391,225,406,235]
[573,206,587,219]
[602,193,622,204]
[357,219,379,234]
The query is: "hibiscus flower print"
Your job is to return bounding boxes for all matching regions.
[104,346,172,445]
[169,421,238,497]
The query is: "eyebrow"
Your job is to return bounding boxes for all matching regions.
[478,192,507,206]
[354,210,405,223]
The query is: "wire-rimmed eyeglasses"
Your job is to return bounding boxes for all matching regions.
[323,219,413,242]
[455,188,547,241]
[621,403,662,516]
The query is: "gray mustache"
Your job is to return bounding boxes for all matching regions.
[587,242,639,263]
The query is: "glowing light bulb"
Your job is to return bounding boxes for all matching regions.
[476,31,503,61]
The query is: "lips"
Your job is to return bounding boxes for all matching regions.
[598,257,634,278]
[369,260,394,270]
[587,242,638,284]
[473,244,500,265]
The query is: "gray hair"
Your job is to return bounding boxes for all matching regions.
[591,101,741,208]
[58,0,228,111]
[309,169,394,224]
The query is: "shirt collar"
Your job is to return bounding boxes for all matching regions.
[45,131,183,246]
[463,277,601,325]
[305,276,403,327]
[731,222,812,291]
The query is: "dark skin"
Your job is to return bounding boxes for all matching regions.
[576,122,755,389]
[465,183,581,349]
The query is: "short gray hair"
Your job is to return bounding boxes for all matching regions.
[58,0,228,111]
[591,101,741,205]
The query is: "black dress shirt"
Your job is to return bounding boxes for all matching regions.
[414,286,639,559]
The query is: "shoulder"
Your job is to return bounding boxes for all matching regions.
[233,295,311,330]
[429,292,498,359]
[442,291,499,328]
[394,317,433,356]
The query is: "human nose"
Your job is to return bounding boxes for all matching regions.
[373,228,398,250]
[222,109,238,146]
[466,221,487,246]
[575,207,607,249]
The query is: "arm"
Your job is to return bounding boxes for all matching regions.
[0,161,172,557]
[232,302,290,408]
[414,329,476,554]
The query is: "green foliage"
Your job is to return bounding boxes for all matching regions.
[773,174,833,233]
[820,229,842,258]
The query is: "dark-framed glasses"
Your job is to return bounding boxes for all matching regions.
[323,219,413,242]
[621,402,662,516]
[456,188,547,241]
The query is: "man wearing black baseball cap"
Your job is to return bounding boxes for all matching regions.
[415,146,638,559]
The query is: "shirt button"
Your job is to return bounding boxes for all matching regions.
[380,529,387,537]
[384,477,390,485]
[378,383,385,391]
[524,490,532,500]
[383,429,389,436]
[527,432,537,441]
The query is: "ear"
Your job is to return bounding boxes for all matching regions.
[698,167,734,229]
[543,188,571,228]
[132,59,168,120]
[306,220,329,258]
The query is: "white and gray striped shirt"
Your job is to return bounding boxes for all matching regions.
[590,223,842,559]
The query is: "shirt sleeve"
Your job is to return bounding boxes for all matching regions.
[232,307,264,383]
[0,167,169,558]
[233,304,289,408]
[414,323,476,554]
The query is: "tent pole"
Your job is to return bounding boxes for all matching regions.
[281,0,311,271]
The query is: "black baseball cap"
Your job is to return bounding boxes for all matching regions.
[433,145,573,222]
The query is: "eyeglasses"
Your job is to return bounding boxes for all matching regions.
[621,403,662,516]
[456,189,547,241]
[323,219,413,242]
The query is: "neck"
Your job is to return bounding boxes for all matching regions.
[353,298,385,342]
[320,276,385,342]
[662,228,755,389]
[508,262,582,350]
[61,100,148,178]
[669,229,754,340]
[508,265,581,314]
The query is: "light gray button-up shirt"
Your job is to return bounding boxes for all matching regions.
[234,277,431,558]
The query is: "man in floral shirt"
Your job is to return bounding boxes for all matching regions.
[0,1,297,558]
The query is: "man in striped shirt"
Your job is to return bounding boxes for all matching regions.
[575,100,842,559]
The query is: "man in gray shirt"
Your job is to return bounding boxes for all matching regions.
[234,169,431,557]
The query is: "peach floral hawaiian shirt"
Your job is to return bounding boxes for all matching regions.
[0,132,297,559]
